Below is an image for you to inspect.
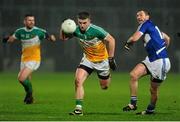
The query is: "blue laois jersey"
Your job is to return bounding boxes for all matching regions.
[137,20,168,62]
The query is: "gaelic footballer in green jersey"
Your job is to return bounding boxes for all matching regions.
[3,14,56,104]
[60,11,117,116]
[13,26,48,62]
[73,24,109,62]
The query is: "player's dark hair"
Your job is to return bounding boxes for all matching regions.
[77,11,90,20]
[24,14,34,19]
[137,9,150,16]
[143,10,150,16]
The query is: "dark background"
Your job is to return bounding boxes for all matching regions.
[0,0,179,72]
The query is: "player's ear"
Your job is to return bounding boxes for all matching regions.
[146,15,150,20]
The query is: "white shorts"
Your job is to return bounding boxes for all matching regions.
[142,56,171,80]
[79,57,110,77]
[20,61,40,71]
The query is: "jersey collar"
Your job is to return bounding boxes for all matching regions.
[85,24,91,32]
[24,26,34,32]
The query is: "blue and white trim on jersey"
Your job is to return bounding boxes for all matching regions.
[137,20,168,62]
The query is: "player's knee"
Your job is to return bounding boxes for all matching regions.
[75,78,83,87]
[99,77,110,90]
[99,75,110,90]
[101,83,108,90]
[130,71,138,81]
[100,80,109,90]
[18,75,26,83]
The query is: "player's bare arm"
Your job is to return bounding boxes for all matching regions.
[105,34,115,58]
[59,29,73,41]
[130,31,143,42]
[2,35,16,43]
[50,35,56,42]
[124,31,142,50]
[8,36,16,42]
[162,32,170,47]
[59,29,69,41]
[105,34,117,71]
[46,33,56,42]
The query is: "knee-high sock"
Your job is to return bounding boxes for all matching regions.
[75,99,83,109]
[21,79,32,93]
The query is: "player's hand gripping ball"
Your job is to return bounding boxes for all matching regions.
[61,19,76,34]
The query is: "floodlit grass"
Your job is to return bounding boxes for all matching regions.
[0,72,179,121]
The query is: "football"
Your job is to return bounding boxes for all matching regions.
[61,19,76,34]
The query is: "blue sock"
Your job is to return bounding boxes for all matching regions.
[130,96,137,106]
[147,103,155,112]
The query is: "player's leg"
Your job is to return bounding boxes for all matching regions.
[136,79,161,115]
[18,61,40,104]
[70,65,92,116]
[98,71,111,90]
[145,58,171,114]
[123,63,148,111]
[75,68,89,106]
[99,77,110,90]
[92,59,111,90]
[18,67,33,104]
[147,79,161,114]
[136,58,171,115]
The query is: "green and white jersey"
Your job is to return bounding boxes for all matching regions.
[13,26,47,62]
[73,24,109,62]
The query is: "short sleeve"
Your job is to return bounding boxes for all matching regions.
[95,26,108,40]
[39,28,47,40]
[13,29,21,40]
[137,21,149,34]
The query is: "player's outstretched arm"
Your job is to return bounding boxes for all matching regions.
[124,37,134,51]
[2,35,16,43]
[124,31,142,51]
[45,33,56,42]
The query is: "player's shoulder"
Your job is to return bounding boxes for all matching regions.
[142,20,154,27]
[33,26,47,32]
[90,24,104,31]
[89,24,107,34]
[138,20,153,30]
[15,27,25,32]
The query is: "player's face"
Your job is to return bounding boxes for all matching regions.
[136,11,149,24]
[77,18,90,31]
[24,16,35,29]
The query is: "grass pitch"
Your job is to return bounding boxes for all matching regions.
[0,72,179,121]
